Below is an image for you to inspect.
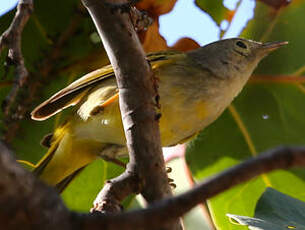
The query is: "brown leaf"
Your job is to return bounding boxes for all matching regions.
[141,21,168,53]
[137,0,177,19]
[225,10,236,22]
[171,38,200,52]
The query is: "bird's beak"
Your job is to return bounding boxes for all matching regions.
[262,41,288,51]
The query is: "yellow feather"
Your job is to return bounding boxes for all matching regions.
[30,38,282,190]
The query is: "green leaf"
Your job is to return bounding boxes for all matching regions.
[195,0,230,25]
[187,84,305,230]
[242,1,305,75]
[61,159,105,211]
[0,0,109,212]
[227,188,305,230]
[186,1,305,229]
[0,0,108,162]
[61,159,126,212]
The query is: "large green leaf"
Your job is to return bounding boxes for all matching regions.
[227,188,305,229]
[186,1,305,229]
[62,159,126,211]
[195,0,231,26]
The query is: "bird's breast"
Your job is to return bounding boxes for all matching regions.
[71,65,245,148]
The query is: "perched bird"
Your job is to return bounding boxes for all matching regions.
[31,38,287,191]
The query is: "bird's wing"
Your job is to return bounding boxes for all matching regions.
[31,50,184,121]
[31,66,114,120]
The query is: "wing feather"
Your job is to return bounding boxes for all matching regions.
[31,66,114,120]
[31,51,184,121]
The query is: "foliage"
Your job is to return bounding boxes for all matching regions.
[1,0,305,229]
[186,0,305,229]
[228,188,305,229]
[195,0,233,26]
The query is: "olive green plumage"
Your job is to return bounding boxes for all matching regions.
[31,38,287,191]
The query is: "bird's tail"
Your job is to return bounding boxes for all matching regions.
[33,123,99,192]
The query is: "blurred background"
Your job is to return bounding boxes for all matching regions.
[1,0,305,229]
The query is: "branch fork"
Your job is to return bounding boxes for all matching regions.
[92,170,142,213]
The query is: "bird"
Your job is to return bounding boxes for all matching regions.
[30,38,287,191]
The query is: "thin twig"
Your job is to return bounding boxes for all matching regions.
[129,7,153,32]
[250,75,305,84]
[0,0,33,120]
[1,8,82,143]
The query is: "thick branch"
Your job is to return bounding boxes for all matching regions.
[0,141,74,230]
[81,146,305,230]
[0,140,305,229]
[80,1,181,229]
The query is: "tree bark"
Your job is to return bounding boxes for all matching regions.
[81,0,182,229]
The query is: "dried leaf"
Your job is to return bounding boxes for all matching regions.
[142,21,168,53]
[171,37,200,52]
[137,0,177,19]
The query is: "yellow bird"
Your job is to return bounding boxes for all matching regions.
[31,38,287,191]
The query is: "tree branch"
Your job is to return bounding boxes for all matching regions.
[250,74,305,84]
[1,1,304,230]
[80,146,305,230]
[1,138,305,229]
[91,171,140,213]
[81,1,182,229]
[0,0,33,138]
[1,3,83,143]
[0,141,74,230]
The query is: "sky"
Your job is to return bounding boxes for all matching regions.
[0,0,17,16]
[0,0,255,46]
[159,0,255,46]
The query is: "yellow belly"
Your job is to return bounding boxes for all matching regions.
[72,81,213,148]
[70,62,244,152]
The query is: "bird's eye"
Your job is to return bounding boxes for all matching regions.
[236,41,247,49]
